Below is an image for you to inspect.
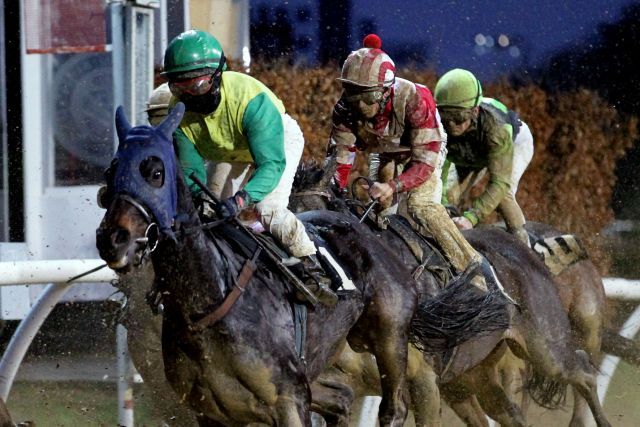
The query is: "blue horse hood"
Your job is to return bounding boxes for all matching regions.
[112,103,185,236]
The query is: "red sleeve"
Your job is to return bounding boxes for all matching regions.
[392,84,443,192]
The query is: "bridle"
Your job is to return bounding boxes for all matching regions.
[115,194,160,263]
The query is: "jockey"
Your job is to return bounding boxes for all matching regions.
[329,34,490,290]
[163,29,337,306]
[146,83,171,126]
[434,69,534,245]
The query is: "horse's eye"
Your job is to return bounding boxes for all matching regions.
[153,171,162,180]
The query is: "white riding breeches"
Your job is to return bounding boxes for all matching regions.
[510,121,534,195]
[208,113,317,258]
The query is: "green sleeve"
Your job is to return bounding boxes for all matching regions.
[174,127,207,197]
[470,124,513,220]
[242,93,286,202]
[440,158,452,205]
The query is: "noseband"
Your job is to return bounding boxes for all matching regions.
[116,194,160,258]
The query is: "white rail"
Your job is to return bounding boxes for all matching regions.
[0,260,120,421]
[0,259,116,285]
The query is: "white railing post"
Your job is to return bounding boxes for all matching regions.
[117,324,135,427]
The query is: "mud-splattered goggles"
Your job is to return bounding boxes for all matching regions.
[168,74,216,96]
[439,108,475,125]
[343,86,387,105]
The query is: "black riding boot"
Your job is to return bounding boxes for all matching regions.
[300,254,338,306]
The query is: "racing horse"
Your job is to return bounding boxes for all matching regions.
[290,160,613,427]
[95,104,508,427]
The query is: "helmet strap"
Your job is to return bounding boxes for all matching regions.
[378,85,393,112]
[473,78,481,107]
[179,55,226,115]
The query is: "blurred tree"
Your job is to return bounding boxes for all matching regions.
[541,3,640,220]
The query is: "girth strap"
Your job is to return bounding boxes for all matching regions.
[192,246,262,331]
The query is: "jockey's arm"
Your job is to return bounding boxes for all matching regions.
[241,93,286,203]
[388,85,444,193]
[465,125,513,225]
[174,127,207,197]
[388,128,441,192]
[331,132,357,190]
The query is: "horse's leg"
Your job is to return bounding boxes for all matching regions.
[565,350,611,427]
[310,378,354,427]
[369,330,408,427]
[549,261,606,427]
[568,323,603,427]
[474,377,526,427]
[444,395,490,427]
[406,349,441,427]
[497,347,527,424]
[275,394,308,427]
[350,308,410,427]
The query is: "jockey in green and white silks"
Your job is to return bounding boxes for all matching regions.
[435,68,534,245]
[164,29,337,305]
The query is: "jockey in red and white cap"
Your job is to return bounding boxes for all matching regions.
[329,34,489,289]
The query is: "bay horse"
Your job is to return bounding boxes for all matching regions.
[95,104,508,426]
[290,161,613,427]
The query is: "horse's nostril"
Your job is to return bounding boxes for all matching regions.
[113,229,130,246]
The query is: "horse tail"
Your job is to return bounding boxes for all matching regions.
[409,274,511,354]
[601,327,640,366]
[525,366,568,409]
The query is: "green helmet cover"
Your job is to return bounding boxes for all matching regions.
[163,30,226,77]
[434,68,483,109]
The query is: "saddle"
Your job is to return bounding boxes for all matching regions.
[196,218,356,360]
[205,219,352,298]
[343,196,454,288]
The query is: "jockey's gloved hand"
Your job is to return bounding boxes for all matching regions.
[444,204,461,218]
[219,190,251,219]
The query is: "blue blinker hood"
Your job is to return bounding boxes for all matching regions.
[112,103,185,236]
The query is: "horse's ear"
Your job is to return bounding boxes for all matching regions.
[156,102,185,141]
[115,105,131,144]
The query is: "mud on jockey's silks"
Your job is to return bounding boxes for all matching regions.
[112,102,186,238]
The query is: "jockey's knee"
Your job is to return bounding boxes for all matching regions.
[408,200,449,226]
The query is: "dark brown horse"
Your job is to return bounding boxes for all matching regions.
[290,161,612,427]
[95,105,506,426]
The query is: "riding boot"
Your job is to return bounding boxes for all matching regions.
[464,255,497,294]
[466,257,489,293]
[300,254,338,306]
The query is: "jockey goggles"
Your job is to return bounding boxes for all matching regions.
[168,74,216,96]
[439,108,475,125]
[343,86,387,105]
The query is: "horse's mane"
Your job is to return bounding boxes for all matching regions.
[293,160,325,192]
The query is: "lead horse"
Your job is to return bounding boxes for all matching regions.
[290,160,613,427]
[95,104,508,426]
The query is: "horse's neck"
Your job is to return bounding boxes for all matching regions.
[154,176,229,313]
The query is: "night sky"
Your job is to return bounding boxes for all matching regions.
[263,0,633,81]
